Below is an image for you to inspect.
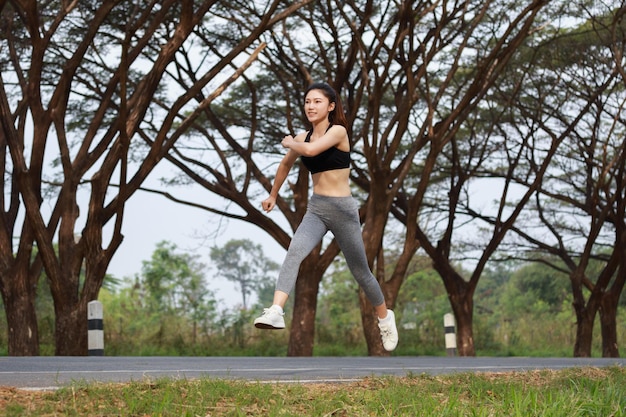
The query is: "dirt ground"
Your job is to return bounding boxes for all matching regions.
[0,386,48,407]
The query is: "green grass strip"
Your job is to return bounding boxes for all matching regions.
[2,366,624,416]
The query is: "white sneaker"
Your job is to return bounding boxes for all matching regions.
[378,310,398,351]
[254,305,285,329]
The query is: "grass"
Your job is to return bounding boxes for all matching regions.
[1,367,624,416]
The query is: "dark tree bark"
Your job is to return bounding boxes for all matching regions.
[2,266,40,356]
[599,292,621,358]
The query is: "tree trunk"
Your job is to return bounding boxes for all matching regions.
[599,292,621,358]
[599,248,626,358]
[449,292,475,357]
[288,256,323,356]
[0,260,40,356]
[4,286,40,356]
[54,300,88,356]
[572,307,594,357]
[436,265,476,357]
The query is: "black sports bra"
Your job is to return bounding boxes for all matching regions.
[300,126,351,174]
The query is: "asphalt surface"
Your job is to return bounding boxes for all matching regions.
[1,356,625,390]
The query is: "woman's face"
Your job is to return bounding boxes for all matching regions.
[304,89,335,124]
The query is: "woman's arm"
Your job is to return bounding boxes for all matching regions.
[262,149,299,212]
[282,125,347,156]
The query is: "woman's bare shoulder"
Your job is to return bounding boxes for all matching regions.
[329,124,347,135]
[328,125,349,149]
[293,131,309,142]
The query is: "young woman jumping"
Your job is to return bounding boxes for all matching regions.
[254,82,398,352]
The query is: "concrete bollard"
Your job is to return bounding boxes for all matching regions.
[88,300,104,356]
[443,313,457,357]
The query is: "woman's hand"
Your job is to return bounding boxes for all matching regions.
[281,135,294,148]
[262,195,276,212]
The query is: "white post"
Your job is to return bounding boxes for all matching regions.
[88,300,104,356]
[443,313,457,357]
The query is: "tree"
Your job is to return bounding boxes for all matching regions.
[210,239,278,310]
[139,241,215,345]
[499,262,570,317]
[483,5,626,357]
[0,0,311,355]
[153,0,553,356]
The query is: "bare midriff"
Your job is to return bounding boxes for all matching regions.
[311,167,351,197]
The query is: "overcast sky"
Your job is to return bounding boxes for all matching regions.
[106,168,285,310]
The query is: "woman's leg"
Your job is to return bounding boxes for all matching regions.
[273,210,328,300]
[326,200,385,307]
[270,290,289,309]
[254,210,327,329]
[321,196,398,351]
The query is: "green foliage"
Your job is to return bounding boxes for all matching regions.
[100,240,287,355]
[394,265,455,355]
[102,241,217,354]
[471,262,626,357]
[141,241,211,314]
[3,241,623,357]
[316,265,363,349]
[331,255,626,357]
[210,239,278,310]
[499,262,570,316]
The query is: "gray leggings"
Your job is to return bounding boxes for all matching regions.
[275,194,385,307]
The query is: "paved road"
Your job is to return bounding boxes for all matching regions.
[1,356,625,390]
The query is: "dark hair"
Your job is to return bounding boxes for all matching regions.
[305,82,348,128]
